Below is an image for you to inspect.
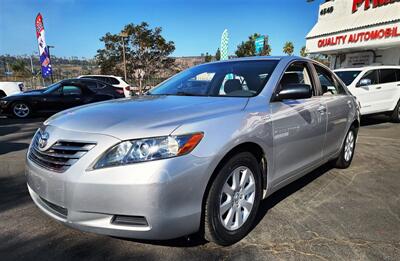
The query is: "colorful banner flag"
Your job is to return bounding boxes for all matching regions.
[220,29,229,61]
[35,13,52,78]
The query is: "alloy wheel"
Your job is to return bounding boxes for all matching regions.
[344,130,355,162]
[219,166,256,231]
[13,103,30,118]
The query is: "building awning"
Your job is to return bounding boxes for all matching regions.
[306,0,400,54]
[307,0,400,39]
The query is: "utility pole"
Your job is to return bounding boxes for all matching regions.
[48,45,55,83]
[119,32,128,82]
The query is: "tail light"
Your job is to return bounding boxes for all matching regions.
[125,86,131,91]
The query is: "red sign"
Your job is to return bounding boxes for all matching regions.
[318,26,400,48]
[352,0,400,13]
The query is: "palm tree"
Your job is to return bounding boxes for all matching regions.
[300,46,307,57]
[283,42,294,56]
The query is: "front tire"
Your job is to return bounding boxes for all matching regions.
[390,100,400,123]
[12,102,31,118]
[333,125,357,169]
[203,152,262,246]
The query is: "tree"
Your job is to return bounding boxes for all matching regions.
[283,42,294,56]
[300,46,307,57]
[96,22,175,92]
[204,52,212,63]
[11,60,31,77]
[235,33,272,57]
[215,48,221,61]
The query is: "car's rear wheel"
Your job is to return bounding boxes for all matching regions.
[333,125,357,169]
[0,91,6,98]
[12,102,31,118]
[390,100,400,123]
[203,152,262,246]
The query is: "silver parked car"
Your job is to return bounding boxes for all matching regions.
[26,56,360,246]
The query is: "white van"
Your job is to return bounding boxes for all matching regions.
[0,82,24,98]
[334,66,400,122]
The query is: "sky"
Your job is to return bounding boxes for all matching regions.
[0,0,321,58]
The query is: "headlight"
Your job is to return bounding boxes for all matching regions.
[93,133,204,169]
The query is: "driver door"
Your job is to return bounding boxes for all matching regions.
[61,85,84,110]
[270,61,327,185]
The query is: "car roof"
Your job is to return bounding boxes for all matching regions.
[78,75,122,79]
[61,78,110,85]
[334,65,400,72]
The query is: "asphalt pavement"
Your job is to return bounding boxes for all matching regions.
[0,115,399,260]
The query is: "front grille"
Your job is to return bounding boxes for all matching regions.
[40,197,68,218]
[28,131,96,172]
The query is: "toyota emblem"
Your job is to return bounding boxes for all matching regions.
[38,131,49,150]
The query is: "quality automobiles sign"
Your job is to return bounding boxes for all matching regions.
[352,0,400,13]
[318,26,400,48]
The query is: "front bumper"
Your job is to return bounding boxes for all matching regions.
[26,126,213,240]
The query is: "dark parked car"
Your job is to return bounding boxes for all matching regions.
[0,78,124,118]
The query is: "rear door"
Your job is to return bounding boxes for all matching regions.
[378,69,400,112]
[313,63,353,157]
[270,61,327,184]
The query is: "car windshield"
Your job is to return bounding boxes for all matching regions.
[149,60,279,97]
[43,82,62,94]
[335,70,362,86]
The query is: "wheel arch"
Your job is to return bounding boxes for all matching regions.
[201,142,266,209]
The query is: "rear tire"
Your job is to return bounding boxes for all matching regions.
[0,90,6,98]
[203,152,262,246]
[390,100,400,123]
[11,102,31,118]
[333,125,357,169]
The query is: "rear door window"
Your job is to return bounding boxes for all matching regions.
[379,69,397,84]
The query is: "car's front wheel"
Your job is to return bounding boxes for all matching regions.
[203,152,262,246]
[12,102,31,118]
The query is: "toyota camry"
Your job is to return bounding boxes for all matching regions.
[26,56,360,246]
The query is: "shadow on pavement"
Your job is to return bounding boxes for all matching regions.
[360,115,392,127]
[0,174,30,214]
[0,142,29,155]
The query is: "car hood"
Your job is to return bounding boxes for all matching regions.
[45,95,248,140]
[6,90,44,98]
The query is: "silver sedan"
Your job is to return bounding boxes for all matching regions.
[26,56,360,246]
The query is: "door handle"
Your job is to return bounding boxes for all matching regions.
[74,97,81,101]
[375,86,382,89]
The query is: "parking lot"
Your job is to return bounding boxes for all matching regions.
[0,116,399,261]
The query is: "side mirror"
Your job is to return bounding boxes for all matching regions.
[357,78,371,87]
[275,84,312,101]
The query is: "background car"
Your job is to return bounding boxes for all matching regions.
[78,75,131,97]
[26,57,359,246]
[335,66,400,122]
[0,81,24,98]
[0,78,123,118]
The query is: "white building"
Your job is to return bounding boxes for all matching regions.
[306,0,400,69]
